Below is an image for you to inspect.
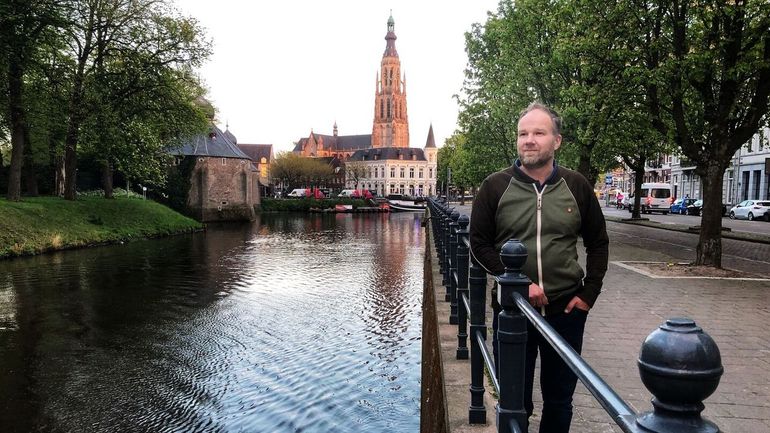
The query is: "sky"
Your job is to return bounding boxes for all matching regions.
[173,0,501,153]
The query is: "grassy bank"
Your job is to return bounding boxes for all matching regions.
[0,195,203,259]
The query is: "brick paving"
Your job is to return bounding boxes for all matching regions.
[437,203,770,433]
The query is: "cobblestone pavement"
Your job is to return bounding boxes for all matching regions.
[443,203,770,433]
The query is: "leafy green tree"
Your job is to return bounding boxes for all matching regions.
[0,0,63,200]
[272,152,334,192]
[459,0,625,185]
[58,0,210,200]
[615,0,770,267]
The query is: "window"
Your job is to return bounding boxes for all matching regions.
[429,168,433,178]
[400,167,405,178]
[222,158,226,165]
[390,167,395,178]
[419,168,424,178]
[409,168,414,178]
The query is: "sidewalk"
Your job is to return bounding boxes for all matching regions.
[436,203,770,433]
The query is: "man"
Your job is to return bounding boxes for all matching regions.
[470,102,609,432]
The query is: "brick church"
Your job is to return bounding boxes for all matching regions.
[293,14,437,197]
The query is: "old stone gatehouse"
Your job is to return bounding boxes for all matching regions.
[172,125,259,222]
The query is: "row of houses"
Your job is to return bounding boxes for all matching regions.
[606,127,770,204]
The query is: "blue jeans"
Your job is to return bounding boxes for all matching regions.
[493,307,588,433]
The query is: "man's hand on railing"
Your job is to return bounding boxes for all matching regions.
[528,282,548,308]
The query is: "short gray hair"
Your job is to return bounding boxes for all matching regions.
[519,102,562,136]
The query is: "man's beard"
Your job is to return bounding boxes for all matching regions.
[519,150,554,169]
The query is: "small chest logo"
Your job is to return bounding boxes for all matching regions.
[567,207,573,213]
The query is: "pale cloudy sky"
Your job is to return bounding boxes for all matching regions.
[173,0,501,153]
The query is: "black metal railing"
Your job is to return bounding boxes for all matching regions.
[427,197,723,433]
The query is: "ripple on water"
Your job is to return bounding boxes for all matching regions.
[0,213,424,432]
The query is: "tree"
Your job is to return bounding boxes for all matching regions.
[59,0,210,200]
[271,152,333,193]
[0,0,63,200]
[344,160,368,190]
[620,0,770,267]
[459,0,631,185]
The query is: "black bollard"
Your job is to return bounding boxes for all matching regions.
[455,214,470,359]
[442,207,454,300]
[448,210,460,324]
[468,259,488,424]
[636,318,723,433]
[496,239,530,433]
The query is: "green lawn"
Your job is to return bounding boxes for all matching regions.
[0,195,203,259]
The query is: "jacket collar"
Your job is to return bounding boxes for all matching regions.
[513,159,560,191]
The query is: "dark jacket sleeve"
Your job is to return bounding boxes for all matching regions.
[574,176,609,307]
[469,174,506,276]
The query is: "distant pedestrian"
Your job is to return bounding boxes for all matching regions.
[470,102,609,433]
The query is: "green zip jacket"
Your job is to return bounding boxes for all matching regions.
[469,163,609,315]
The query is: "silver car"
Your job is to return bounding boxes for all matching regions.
[729,200,770,221]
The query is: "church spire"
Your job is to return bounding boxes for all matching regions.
[372,12,409,149]
[383,11,398,57]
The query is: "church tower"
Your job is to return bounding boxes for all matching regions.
[372,13,409,149]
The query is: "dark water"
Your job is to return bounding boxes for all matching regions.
[0,212,426,433]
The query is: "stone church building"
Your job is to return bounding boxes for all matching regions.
[293,14,438,197]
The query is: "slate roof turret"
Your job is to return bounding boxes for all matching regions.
[172,125,251,159]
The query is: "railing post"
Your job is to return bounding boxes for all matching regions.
[635,318,723,433]
[495,239,530,433]
[436,203,446,283]
[455,214,470,359]
[448,211,460,324]
[468,259,488,424]
[443,207,454,301]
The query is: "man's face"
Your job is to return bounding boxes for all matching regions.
[516,109,562,170]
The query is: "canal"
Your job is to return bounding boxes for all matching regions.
[0,212,426,432]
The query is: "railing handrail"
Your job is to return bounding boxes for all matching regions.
[426,197,723,433]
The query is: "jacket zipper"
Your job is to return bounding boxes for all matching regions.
[535,185,546,315]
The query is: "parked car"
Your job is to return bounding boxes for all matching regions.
[729,200,770,221]
[670,198,697,215]
[686,200,728,216]
[627,183,672,214]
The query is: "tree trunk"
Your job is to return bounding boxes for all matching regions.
[577,150,598,186]
[629,158,646,219]
[6,56,26,201]
[63,73,85,200]
[694,162,725,267]
[54,155,65,196]
[101,160,113,198]
[22,125,38,196]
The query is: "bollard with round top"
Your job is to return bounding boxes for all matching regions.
[495,239,530,433]
[448,210,460,323]
[636,318,723,433]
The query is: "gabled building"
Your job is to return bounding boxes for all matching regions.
[236,138,274,199]
[171,125,259,222]
[345,124,437,196]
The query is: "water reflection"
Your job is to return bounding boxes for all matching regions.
[0,212,424,432]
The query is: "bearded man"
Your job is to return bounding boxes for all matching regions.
[470,102,609,433]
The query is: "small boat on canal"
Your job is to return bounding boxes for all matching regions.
[385,195,427,212]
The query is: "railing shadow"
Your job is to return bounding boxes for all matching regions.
[427,197,723,433]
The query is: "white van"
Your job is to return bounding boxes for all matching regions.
[338,189,357,198]
[287,188,307,198]
[628,183,672,214]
